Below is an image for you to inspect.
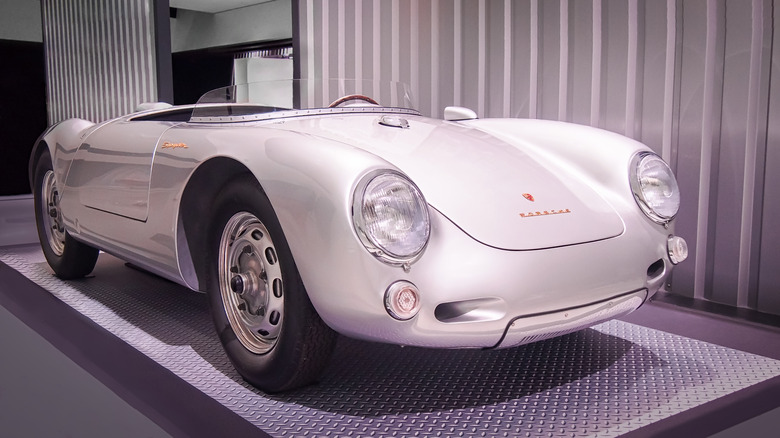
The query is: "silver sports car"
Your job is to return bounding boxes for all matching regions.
[30,79,688,392]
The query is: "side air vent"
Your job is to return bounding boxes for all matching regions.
[646,259,665,280]
[435,297,506,323]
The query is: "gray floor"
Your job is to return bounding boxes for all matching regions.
[0,304,172,438]
[713,408,780,438]
[2,245,780,437]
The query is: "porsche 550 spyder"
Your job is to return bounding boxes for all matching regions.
[30,79,687,392]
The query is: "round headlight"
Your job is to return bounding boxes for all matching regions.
[353,171,430,265]
[630,152,680,224]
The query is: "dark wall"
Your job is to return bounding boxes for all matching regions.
[171,39,293,105]
[0,40,46,196]
[172,49,234,105]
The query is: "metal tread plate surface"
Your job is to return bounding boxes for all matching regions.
[2,247,780,437]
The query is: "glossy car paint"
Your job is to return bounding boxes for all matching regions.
[35,106,678,349]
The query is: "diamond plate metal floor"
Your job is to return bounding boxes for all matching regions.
[2,247,780,437]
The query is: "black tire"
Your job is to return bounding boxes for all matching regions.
[206,175,337,393]
[33,149,99,279]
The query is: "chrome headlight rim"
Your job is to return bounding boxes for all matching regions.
[629,151,681,225]
[352,169,431,268]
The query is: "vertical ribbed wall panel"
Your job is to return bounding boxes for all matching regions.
[298,0,780,315]
[41,0,157,124]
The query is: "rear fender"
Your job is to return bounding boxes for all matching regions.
[29,119,97,190]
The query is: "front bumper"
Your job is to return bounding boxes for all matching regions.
[306,207,674,349]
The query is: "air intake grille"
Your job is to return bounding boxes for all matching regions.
[498,294,645,348]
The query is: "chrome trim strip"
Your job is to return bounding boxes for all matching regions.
[190,107,421,124]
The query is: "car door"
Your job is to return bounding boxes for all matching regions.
[67,119,176,222]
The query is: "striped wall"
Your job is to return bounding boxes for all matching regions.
[41,0,160,124]
[298,0,780,315]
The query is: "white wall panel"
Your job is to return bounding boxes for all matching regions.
[295,0,778,315]
[169,0,292,53]
[758,0,780,313]
[41,0,159,124]
[0,0,42,42]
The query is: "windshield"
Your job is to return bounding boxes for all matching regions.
[191,79,416,122]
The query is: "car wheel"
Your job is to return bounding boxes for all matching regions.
[207,176,337,392]
[33,150,99,279]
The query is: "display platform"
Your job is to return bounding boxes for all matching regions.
[2,245,780,437]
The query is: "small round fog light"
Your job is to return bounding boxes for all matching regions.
[385,281,421,320]
[668,235,688,265]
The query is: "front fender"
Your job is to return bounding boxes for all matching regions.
[168,125,406,315]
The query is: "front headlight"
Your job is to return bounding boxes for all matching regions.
[353,171,430,267]
[630,152,680,224]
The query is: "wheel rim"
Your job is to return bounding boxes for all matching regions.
[41,170,66,256]
[218,212,285,354]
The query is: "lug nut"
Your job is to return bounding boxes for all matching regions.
[230,275,245,294]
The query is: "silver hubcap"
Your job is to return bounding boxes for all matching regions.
[42,170,66,256]
[218,212,284,354]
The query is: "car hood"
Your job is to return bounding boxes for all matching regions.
[272,114,624,250]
